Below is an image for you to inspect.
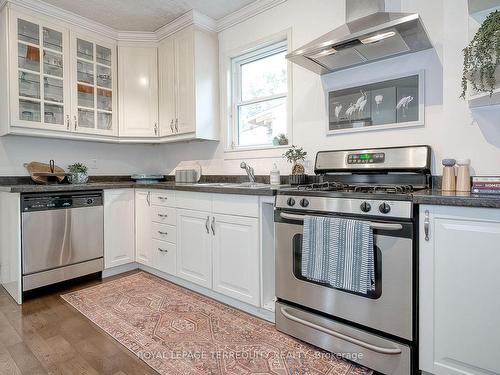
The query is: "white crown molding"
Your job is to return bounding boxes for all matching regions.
[216,0,287,32]
[5,0,288,43]
[7,0,118,39]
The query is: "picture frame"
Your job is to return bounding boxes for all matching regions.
[326,70,425,135]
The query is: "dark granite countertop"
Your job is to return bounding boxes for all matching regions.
[0,181,279,196]
[412,190,500,208]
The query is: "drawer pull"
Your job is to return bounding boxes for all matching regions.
[157,196,168,200]
[158,231,168,235]
[158,247,168,253]
[158,214,168,218]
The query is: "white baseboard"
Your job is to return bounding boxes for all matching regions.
[139,264,275,323]
[102,262,139,278]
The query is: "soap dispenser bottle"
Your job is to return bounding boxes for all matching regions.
[270,163,281,185]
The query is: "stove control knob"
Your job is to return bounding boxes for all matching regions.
[287,197,296,207]
[300,198,309,208]
[379,202,391,214]
[360,202,371,212]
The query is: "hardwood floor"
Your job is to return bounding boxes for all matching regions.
[0,271,158,375]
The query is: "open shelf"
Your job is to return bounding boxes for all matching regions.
[466,1,500,108]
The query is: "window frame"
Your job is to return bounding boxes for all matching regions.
[226,34,292,153]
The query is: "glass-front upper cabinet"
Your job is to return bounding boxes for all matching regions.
[71,34,116,136]
[12,13,69,131]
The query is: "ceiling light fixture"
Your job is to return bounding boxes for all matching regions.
[360,31,396,45]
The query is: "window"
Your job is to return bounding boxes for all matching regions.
[230,39,289,149]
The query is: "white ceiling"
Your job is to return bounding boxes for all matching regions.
[42,0,257,32]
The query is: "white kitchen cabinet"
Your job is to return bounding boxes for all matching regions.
[176,209,212,288]
[212,214,260,306]
[118,46,158,137]
[0,6,118,138]
[104,189,135,269]
[71,32,117,136]
[158,25,219,140]
[7,9,70,132]
[135,189,152,266]
[419,205,500,375]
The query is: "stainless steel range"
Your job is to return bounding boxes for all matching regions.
[274,145,431,375]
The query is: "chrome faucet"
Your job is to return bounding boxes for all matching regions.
[240,162,256,182]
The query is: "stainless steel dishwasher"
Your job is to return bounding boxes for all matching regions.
[21,190,104,291]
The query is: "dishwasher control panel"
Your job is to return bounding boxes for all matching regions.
[21,191,103,212]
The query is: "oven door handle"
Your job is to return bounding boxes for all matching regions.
[279,212,403,231]
[280,307,402,355]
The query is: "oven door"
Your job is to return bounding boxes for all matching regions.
[275,210,413,341]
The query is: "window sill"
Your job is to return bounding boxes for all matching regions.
[223,144,290,160]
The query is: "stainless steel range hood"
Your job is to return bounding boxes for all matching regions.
[286,1,433,75]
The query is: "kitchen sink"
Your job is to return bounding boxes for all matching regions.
[182,182,271,189]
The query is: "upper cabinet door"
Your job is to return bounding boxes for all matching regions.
[174,28,196,135]
[71,33,117,136]
[158,37,176,137]
[118,46,158,137]
[10,11,70,132]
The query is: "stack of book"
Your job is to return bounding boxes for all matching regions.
[472,177,500,194]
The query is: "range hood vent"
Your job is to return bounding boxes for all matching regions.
[287,1,433,75]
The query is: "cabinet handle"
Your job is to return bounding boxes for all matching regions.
[211,216,215,236]
[157,196,168,201]
[66,114,70,130]
[158,247,168,253]
[158,231,168,236]
[170,120,174,133]
[158,214,168,218]
[175,118,178,132]
[74,115,77,130]
[424,210,430,241]
[146,192,151,206]
[154,122,158,135]
[205,215,210,234]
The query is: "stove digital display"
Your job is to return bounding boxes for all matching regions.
[347,152,385,164]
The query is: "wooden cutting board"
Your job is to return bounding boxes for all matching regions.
[25,161,67,184]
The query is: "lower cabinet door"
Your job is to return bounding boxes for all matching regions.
[152,239,176,275]
[420,205,500,375]
[212,214,260,306]
[104,189,135,269]
[135,190,152,266]
[176,209,212,288]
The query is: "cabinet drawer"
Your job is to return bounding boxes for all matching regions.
[175,191,212,212]
[151,240,176,275]
[152,191,176,207]
[152,222,176,243]
[212,194,259,217]
[152,206,176,225]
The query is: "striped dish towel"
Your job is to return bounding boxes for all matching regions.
[301,216,375,294]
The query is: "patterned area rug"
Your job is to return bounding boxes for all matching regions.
[61,272,372,375]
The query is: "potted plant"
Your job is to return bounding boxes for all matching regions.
[273,133,289,146]
[283,145,308,185]
[67,162,89,184]
[461,10,500,99]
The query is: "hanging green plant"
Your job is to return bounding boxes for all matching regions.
[461,10,500,98]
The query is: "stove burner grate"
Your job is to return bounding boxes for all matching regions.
[296,182,415,194]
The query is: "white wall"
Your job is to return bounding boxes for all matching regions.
[159,0,500,177]
[0,136,162,175]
